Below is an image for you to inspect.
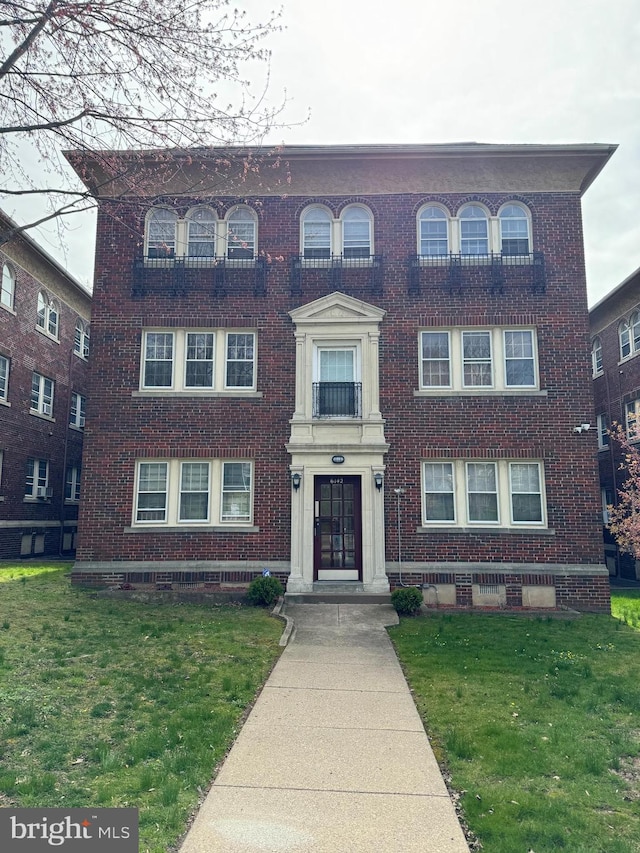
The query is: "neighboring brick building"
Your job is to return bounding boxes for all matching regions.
[0,212,91,558]
[590,265,640,580]
[67,142,614,611]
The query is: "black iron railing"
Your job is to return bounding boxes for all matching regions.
[290,255,383,296]
[312,382,362,418]
[407,252,546,295]
[132,256,268,299]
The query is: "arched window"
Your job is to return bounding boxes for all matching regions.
[499,203,531,255]
[226,207,257,259]
[186,207,217,258]
[146,207,177,258]
[302,206,332,259]
[620,320,632,359]
[1,263,15,309]
[591,337,603,375]
[74,319,90,358]
[37,291,59,338]
[341,206,372,259]
[459,204,489,255]
[418,205,449,256]
[631,311,640,353]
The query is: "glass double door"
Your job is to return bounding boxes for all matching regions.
[314,475,362,581]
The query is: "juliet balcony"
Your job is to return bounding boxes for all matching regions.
[290,255,384,297]
[312,382,363,418]
[132,256,269,299]
[407,252,546,296]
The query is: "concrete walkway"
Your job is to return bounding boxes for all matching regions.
[179,603,469,853]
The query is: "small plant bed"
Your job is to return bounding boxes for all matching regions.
[0,563,283,853]
[390,601,640,853]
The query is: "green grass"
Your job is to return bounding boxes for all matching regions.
[0,563,283,853]
[390,598,640,853]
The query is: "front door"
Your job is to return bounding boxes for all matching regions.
[314,476,362,581]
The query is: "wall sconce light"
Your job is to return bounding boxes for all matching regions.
[291,472,302,491]
[573,423,592,434]
[374,472,383,491]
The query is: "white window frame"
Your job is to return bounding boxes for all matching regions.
[626,399,640,439]
[419,327,538,393]
[145,207,178,258]
[25,458,49,499]
[179,461,210,523]
[340,204,373,260]
[1,263,15,310]
[601,488,613,525]
[31,372,54,417]
[70,392,86,429]
[420,331,451,389]
[597,413,609,450]
[498,203,531,256]
[301,205,333,260]
[133,459,254,527]
[422,459,547,528]
[417,204,449,257]
[591,336,603,376]
[186,206,217,259]
[36,291,59,339]
[74,320,90,359]
[0,354,8,403]
[225,206,257,260]
[65,465,81,502]
[619,310,640,362]
[459,204,490,256]
[140,329,257,393]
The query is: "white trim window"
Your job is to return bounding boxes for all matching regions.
[0,354,8,402]
[423,459,546,527]
[134,459,253,526]
[459,204,489,255]
[146,207,177,258]
[619,311,640,360]
[418,205,449,257]
[31,372,54,416]
[591,336,603,376]
[70,392,86,429]
[597,413,609,450]
[626,399,640,439]
[1,263,15,310]
[25,458,49,499]
[341,205,373,259]
[419,327,538,392]
[225,333,255,389]
[36,291,59,338]
[601,488,614,524]
[65,465,81,502]
[226,206,257,260]
[74,320,90,358]
[498,203,531,255]
[186,206,217,258]
[179,462,210,522]
[302,206,332,259]
[140,329,256,393]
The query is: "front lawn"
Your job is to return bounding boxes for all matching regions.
[390,595,640,853]
[0,564,283,853]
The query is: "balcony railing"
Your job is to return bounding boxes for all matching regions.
[312,382,362,418]
[290,255,383,296]
[132,256,268,299]
[408,252,546,295]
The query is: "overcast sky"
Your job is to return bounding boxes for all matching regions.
[8,0,640,306]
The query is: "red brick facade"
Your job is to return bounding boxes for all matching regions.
[69,144,613,611]
[591,266,640,580]
[0,213,91,558]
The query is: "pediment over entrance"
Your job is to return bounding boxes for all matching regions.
[289,292,386,326]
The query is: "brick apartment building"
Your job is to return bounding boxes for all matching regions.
[67,142,614,611]
[0,211,91,558]
[590,265,640,580]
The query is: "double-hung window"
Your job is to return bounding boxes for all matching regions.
[141,330,256,393]
[65,466,81,502]
[227,207,256,259]
[134,459,253,526]
[597,413,609,450]
[36,291,59,337]
[31,372,54,416]
[302,207,332,259]
[25,459,49,499]
[74,320,90,358]
[341,206,372,259]
[419,206,449,256]
[0,354,8,402]
[591,336,603,376]
[314,346,360,418]
[619,311,640,360]
[1,263,15,309]
[626,399,640,439]
[423,460,545,527]
[460,205,489,255]
[419,327,538,392]
[499,204,530,255]
[186,207,217,258]
[147,208,177,258]
[70,392,86,429]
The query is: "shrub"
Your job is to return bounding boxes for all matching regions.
[391,586,423,616]
[246,575,283,608]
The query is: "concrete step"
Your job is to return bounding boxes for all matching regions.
[285,582,392,604]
